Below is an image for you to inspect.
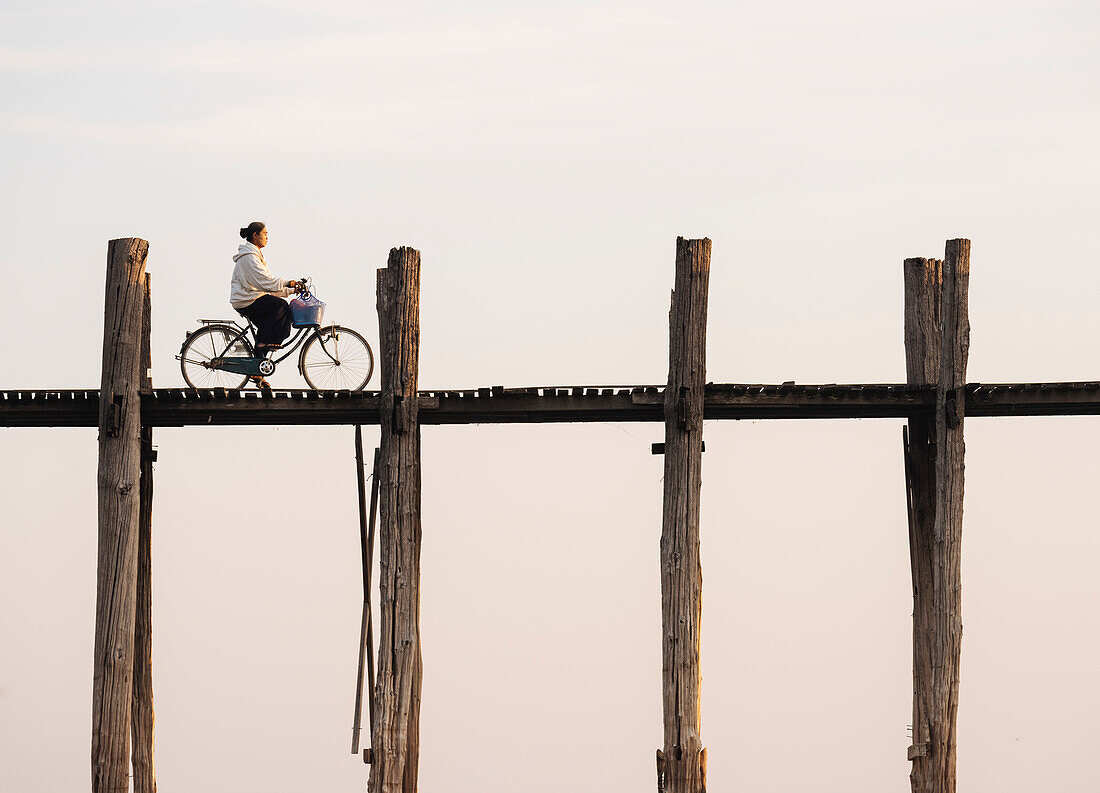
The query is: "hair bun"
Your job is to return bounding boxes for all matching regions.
[240,221,265,241]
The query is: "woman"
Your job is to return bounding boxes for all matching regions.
[230,221,302,359]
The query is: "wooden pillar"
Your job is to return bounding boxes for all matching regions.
[902,239,970,793]
[93,238,149,792]
[131,272,156,793]
[369,247,423,793]
[656,237,711,793]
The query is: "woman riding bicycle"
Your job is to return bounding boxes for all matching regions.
[230,221,303,358]
[179,224,374,391]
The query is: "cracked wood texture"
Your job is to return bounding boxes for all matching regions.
[93,238,149,792]
[369,247,423,793]
[657,237,710,793]
[903,240,970,793]
[132,272,156,793]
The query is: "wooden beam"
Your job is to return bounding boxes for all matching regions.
[8,381,1100,428]
[352,432,381,759]
[364,445,381,760]
[93,238,149,792]
[657,237,710,793]
[903,240,970,792]
[369,248,423,793]
[353,426,368,756]
[131,272,156,793]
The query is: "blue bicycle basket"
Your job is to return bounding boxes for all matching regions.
[289,290,326,328]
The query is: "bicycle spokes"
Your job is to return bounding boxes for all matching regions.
[300,327,374,391]
[179,326,253,389]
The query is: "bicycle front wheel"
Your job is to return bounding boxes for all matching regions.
[299,326,374,391]
[180,325,252,389]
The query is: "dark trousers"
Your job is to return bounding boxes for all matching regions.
[237,295,292,346]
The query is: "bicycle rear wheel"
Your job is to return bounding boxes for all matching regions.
[180,325,253,389]
[299,325,374,391]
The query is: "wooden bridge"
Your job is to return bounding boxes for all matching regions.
[9,235,1085,793]
[6,380,1100,427]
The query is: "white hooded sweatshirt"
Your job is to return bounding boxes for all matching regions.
[230,241,291,309]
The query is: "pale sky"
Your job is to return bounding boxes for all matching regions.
[2,1,1098,791]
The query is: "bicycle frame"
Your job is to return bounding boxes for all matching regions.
[203,321,343,373]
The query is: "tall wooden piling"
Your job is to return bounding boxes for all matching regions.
[656,237,711,793]
[93,238,149,792]
[131,272,156,793]
[903,240,970,792]
[370,247,423,793]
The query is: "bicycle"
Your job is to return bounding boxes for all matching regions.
[176,279,375,391]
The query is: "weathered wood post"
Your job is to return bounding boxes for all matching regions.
[93,238,149,792]
[902,239,970,792]
[656,237,711,793]
[370,247,423,793]
[352,432,380,757]
[131,272,156,793]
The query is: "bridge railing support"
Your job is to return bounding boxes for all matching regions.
[657,237,711,793]
[93,238,149,792]
[369,247,424,793]
[903,239,970,792]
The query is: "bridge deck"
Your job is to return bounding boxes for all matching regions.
[3,382,1100,427]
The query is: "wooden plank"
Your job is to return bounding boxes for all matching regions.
[652,442,705,455]
[93,237,149,793]
[8,381,1100,428]
[657,237,709,793]
[370,247,423,793]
